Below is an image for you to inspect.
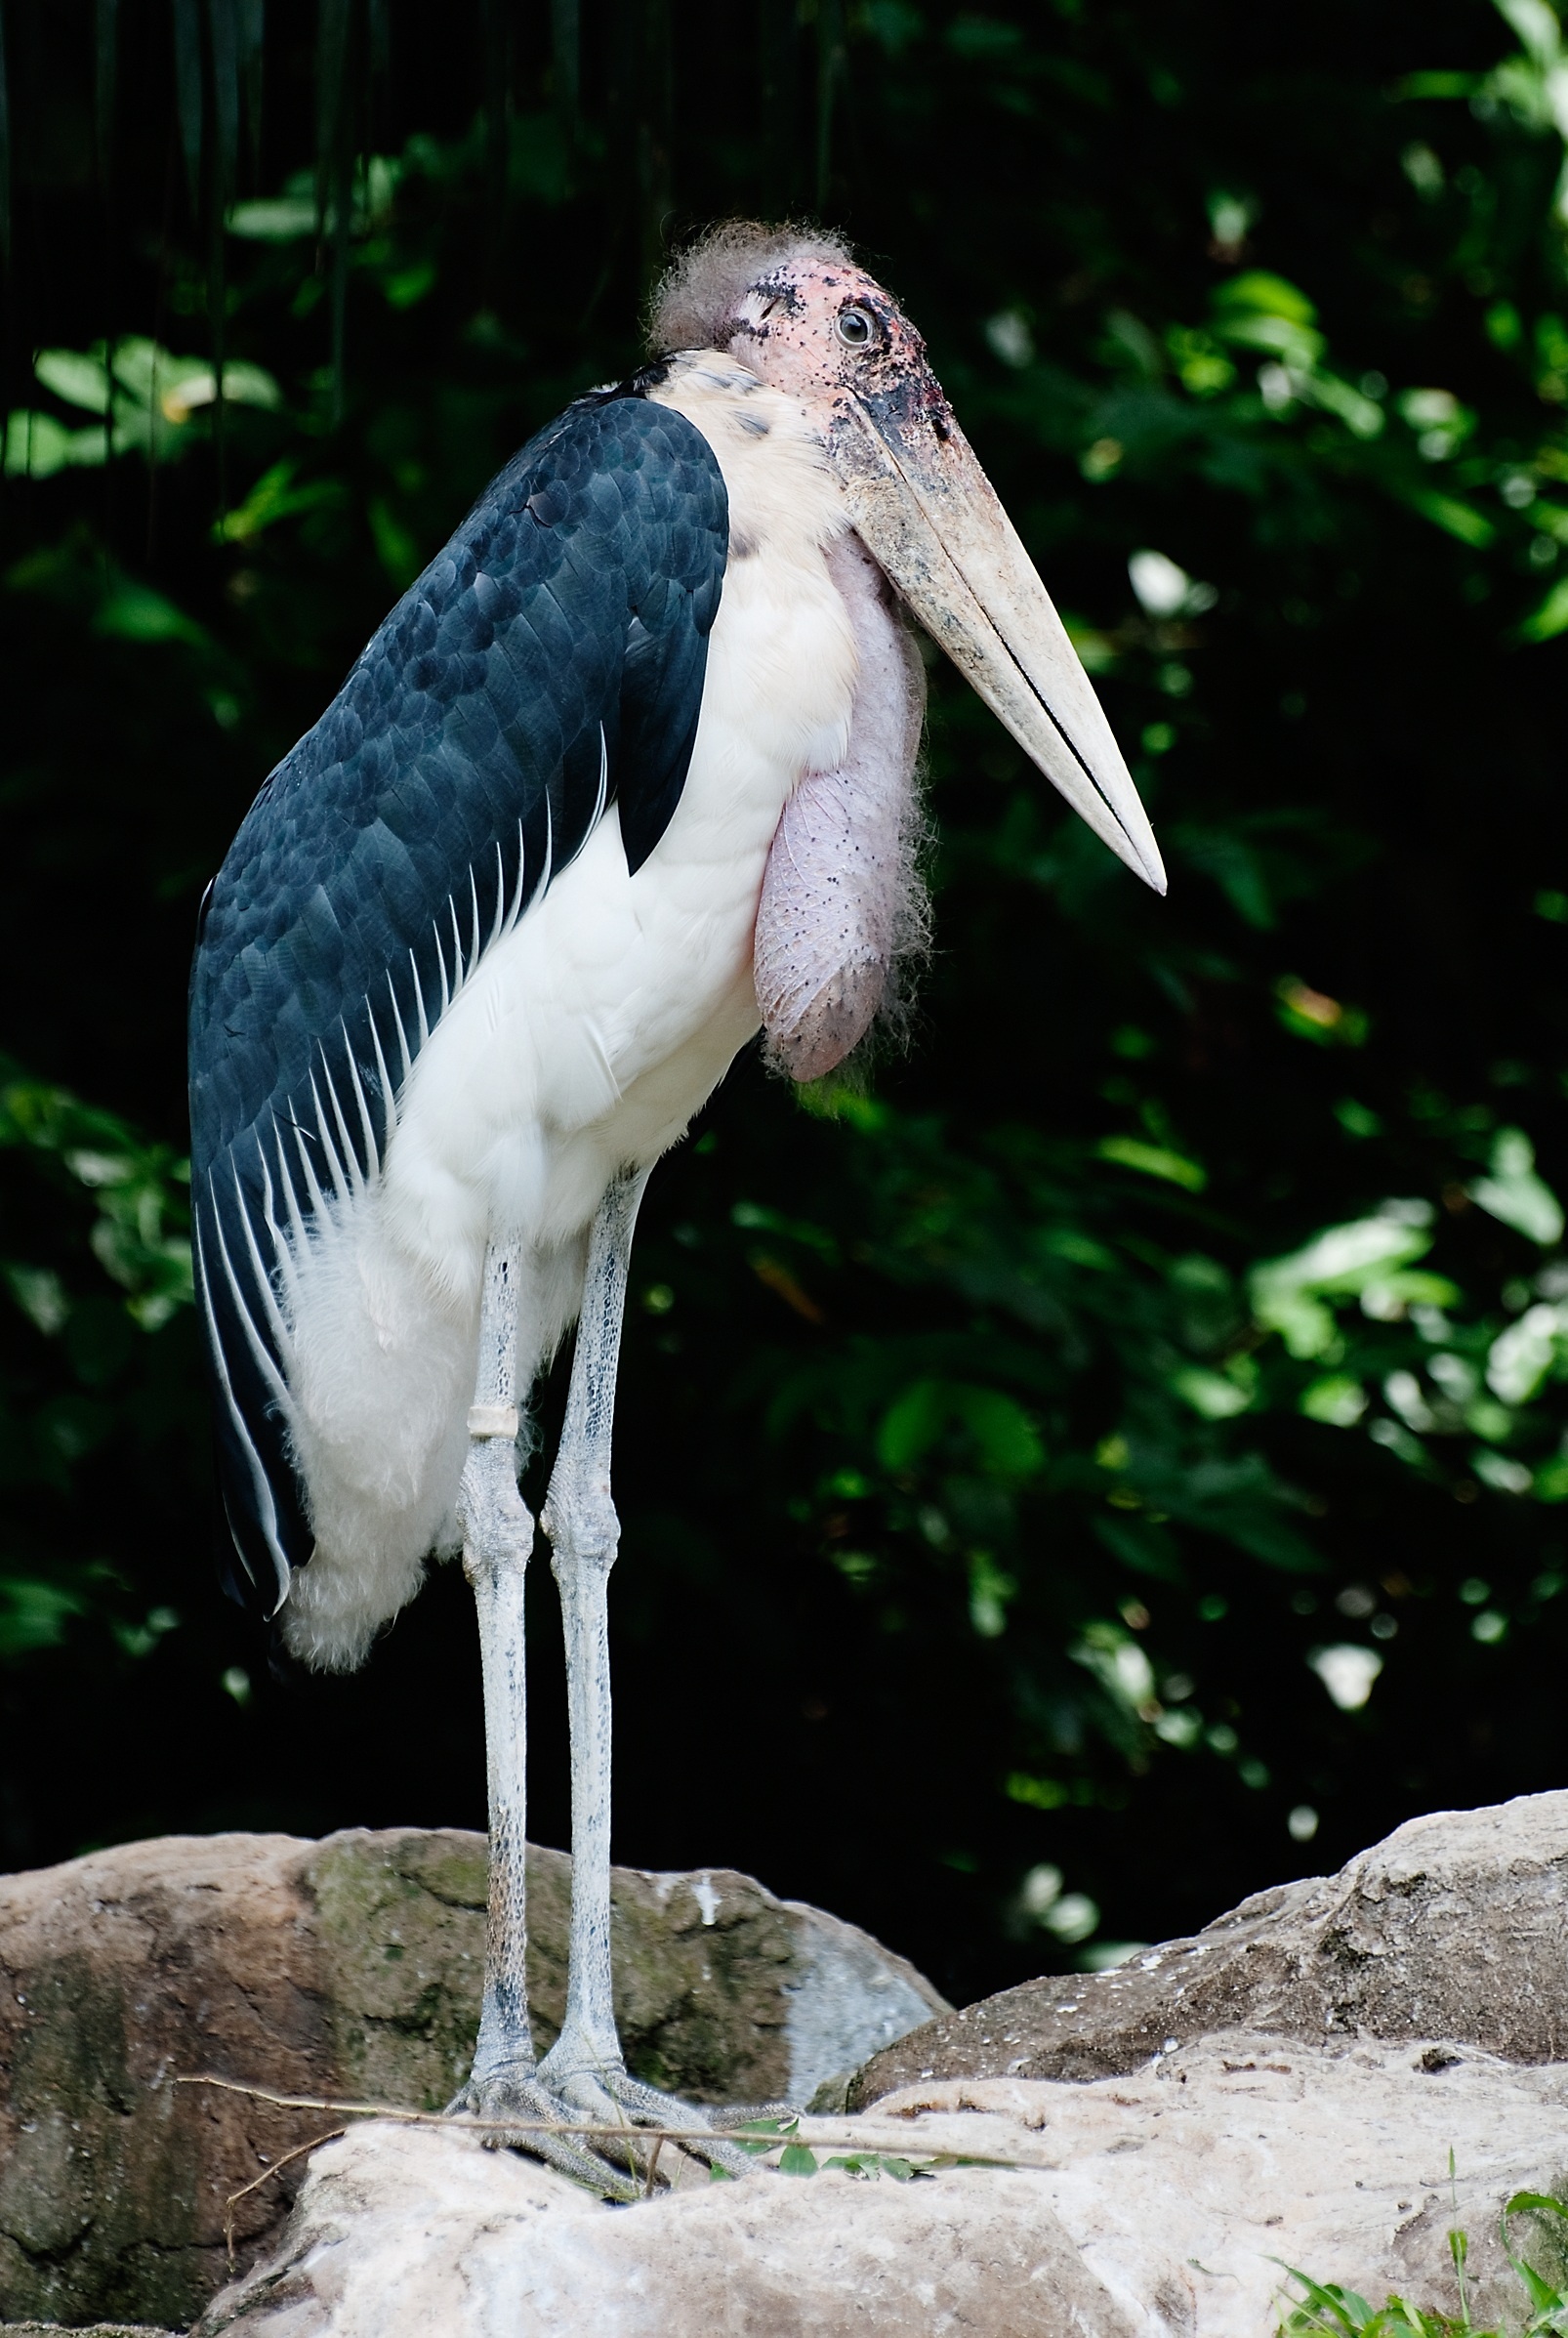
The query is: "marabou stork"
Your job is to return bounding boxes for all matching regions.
[189,223,1164,2192]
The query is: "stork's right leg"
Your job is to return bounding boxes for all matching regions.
[449,1232,640,2201]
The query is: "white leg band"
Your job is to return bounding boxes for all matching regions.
[468,1402,520,1440]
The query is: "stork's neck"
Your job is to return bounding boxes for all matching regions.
[645,351,849,572]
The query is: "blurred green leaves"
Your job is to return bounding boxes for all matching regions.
[1251,1214,1438,1358]
[0,1067,192,1330]
[6,340,280,479]
[0,1065,193,1672]
[878,1380,1045,1482]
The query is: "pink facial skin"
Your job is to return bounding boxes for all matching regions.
[753,531,927,1082]
[723,255,956,463]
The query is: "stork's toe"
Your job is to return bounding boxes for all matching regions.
[446,2067,645,2202]
[539,2060,767,2184]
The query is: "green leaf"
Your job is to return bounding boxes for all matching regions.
[34,348,111,412]
[1096,1136,1207,1190]
[823,2150,944,2180]
[1401,488,1496,547]
[1508,2253,1562,2317]
[93,583,209,647]
[876,1379,944,1468]
[1214,271,1318,325]
[4,410,109,477]
[227,194,318,237]
[1042,1227,1117,1270]
[1501,2191,1568,2322]
[1395,69,1476,97]
[1520,575,1568,643]
[1505,2193,1568,2223]
[1005,1772,1069,1810]
[1170,1366,1252,1419]
[216,457,344,545]
[968,1549,1017,1637]
[778,2143,818,2175]
[6,1265,69,1336]
[0,1577,87,1659]
[876,1380,1044,1481]
[1300,1375,1367,1427]
[1272,2261,1374,2334]
[1470,1128,1564,1246]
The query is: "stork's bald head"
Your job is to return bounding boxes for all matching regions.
[650,225,942,439]
[649,223,851,347]
[651,224,1166,896]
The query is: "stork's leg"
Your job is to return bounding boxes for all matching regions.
[536,1170,755,2178]
[450,1232,641,2202]
[534,1169,646,2096]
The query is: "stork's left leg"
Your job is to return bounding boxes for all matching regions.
[536,1169,754,2177]
[448,1231,641,2202]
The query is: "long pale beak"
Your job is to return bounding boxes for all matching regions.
[826,393,1166,895]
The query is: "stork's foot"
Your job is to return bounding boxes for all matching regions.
[445,2064,645,2202]
[536,2053,767,2184]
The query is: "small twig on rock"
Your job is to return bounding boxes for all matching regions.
[173,2072,1034,2172]
[224,2129,345,2263]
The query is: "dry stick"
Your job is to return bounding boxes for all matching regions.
[178,2070,757,2148]
[173,2073,1033,2170]
[224,2129,345,2263]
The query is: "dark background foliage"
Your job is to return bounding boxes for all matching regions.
[4,0,1568,2011]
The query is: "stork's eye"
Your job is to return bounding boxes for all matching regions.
[835,305,876,349]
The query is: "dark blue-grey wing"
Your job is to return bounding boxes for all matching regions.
[188,393,727,1613]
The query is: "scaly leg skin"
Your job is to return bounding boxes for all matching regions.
[537,1170,757,2184]
[448,1232,642,2203]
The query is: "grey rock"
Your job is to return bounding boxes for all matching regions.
[849,1786,1568,2106]
[193,2031,1568,2337]
[0,1830,944,2331]
[780,1893,938,2110]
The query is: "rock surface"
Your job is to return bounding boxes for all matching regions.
[14,1792,1568,2335]
[0,1830,944,2331]
[195,2033,1568,2337]
[851,1786,1568,2106]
